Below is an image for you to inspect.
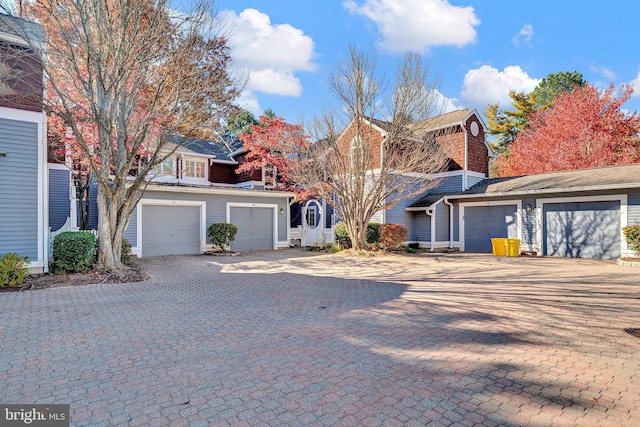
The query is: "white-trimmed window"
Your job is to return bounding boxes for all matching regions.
[155,158,174,176]
[184,159,206,179]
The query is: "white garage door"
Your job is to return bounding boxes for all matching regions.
[230,207,274,251]
[142,205,201,257]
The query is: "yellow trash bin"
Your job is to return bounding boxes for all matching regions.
[506,239,520,257]
[491,238,507,256]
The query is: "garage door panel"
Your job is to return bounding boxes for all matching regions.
[230,207,274,252]
[142,205,201,257]
[464,205,518,253]
[544,201,620,259]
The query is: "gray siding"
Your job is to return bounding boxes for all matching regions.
[435,202,450,241]
[124,206,138,246]
[412,212,431,242]
[467,174,485,188]
[430,174,463,194]
[453,204,460,241]
[521,197,537,246]
[0,118,38,258]
[132,190,289,242]
[49,167,71,231]
[629,191,640,225]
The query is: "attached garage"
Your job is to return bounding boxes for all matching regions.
[462,203,519,252]
[543,200,621,260]
[229,205,275,251]
[141,204,203,257]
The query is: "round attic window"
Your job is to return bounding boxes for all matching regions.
[470,121,479,137]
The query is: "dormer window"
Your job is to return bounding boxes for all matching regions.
[156,158,174,176]
[183,158,206,179]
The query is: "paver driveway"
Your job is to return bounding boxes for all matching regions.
[1,250,639,426]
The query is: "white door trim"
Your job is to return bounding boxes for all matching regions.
[135,198,206,257]
[459,200,522,252]
[536,194,628,257]
[226,202,278,250]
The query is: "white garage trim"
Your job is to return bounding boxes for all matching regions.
[535,194,628,257]
[459,200,522,252]
[133,199,206,257]
[226,202,282,250]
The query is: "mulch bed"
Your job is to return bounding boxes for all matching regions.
[0,268,148,292]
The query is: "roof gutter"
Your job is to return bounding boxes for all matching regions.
[211,159,238,165]
[405,197,444,212]
[138,183,295,198]
[442,182,640,200]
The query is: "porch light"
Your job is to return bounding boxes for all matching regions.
[0,152,6,157]
[525,204,533,212]
[279,208,285,215]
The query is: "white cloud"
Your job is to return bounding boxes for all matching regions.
[630,69,640,98]
[460,65,541,108]
[222,8,316,99]
[590,64,616,81]
[431,89,460,113]
[512,23,534,47]
[248,69,302,96]
[344,0,480,52]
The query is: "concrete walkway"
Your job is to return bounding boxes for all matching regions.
[1,250,639,426]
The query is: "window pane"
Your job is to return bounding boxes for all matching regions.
[185,160,195,177]
[196,161,205,178]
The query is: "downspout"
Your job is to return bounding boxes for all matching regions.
[444,197,454,249]
[425,207,435,252]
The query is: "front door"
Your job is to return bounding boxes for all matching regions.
[302,200,324,246]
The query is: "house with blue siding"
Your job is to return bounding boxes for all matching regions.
[120,135,294,257]
[409,164,640,259]
[0,15,48,273]
[332,109,493,251]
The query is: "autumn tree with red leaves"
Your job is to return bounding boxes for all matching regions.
[5,0,241,271]
[496,83,640,177]
[237,115,314,200]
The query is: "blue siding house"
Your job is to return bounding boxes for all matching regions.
[0,16,48,273]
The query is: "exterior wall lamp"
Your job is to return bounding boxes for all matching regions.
[279,208,285,215]
[525,204,533,212]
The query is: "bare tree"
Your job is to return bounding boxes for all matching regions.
[4,0,242,272]
[300,47,451,250]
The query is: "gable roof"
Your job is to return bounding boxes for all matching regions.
[0,14,45,44]
[163,135,235,161]
[408,109,474,133]
[408,163,640,208]
[363,109,475,136]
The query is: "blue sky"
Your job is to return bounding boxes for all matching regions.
[217,0,640,124]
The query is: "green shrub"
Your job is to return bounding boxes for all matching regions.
[366,222,382,245]
[121,238,134,266]
[0,252,30,287]
[208,223,238,251]
[380,224,408,250]
[52,231,96,273]
[335,223,351,248]
[623,225,640,254]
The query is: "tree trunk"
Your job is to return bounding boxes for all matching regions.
[96,186,126,272]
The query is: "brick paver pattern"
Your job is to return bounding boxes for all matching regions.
[1,250,639,426]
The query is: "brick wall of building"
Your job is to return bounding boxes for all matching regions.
[0,42,43,113]
[463,116,490,176]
